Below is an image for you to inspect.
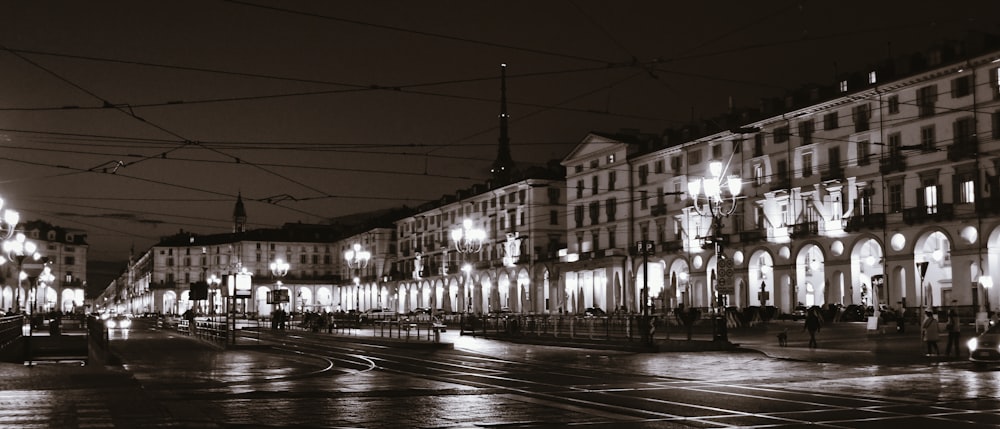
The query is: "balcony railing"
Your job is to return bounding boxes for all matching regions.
[947,138,978,162]
[902,204,954,225]
[844,213,886,232]
[740,229,764,243]
[879,157,906,174]
[820,167,845,182]
[661,240,683,252]
[790,221,818,238]
[977,196,1000,216]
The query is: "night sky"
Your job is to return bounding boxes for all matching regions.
[0,1,997,289]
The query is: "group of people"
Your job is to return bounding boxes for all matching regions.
[921,308,964,357]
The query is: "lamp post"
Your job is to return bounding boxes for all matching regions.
[269,258,289,318]
[981,275,993,316]
[452,219,485,314]
[344,244,370,311]
[688,160,742,343]
[3,232,39,315]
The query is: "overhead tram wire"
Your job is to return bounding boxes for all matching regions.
[0,46,365,215]
[221,0,617,66]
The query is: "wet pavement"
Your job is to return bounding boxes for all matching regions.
[0,317,990,428]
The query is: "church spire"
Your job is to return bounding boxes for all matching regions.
[490,63,516,185]
[233,192,247,234]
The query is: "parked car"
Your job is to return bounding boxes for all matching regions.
[969,324,1000,365]
[584,307,607,317]
[361,308,395,324]
[790,306,808,321]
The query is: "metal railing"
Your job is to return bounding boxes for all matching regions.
[0,315,23,352]
[460,314,651,342]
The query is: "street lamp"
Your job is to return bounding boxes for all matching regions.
[452,219,485,314]
[3,232,40,315]
[981,275,993,316]
[688,160,742,343]
[269,258,289,312]
[344,244,370,311]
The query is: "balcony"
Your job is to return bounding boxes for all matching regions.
[790,221,818,238]
[740,229,764,243]
[650,204,668,216]
[820,167,845,182]
[902,204,954,225]
[947,138,978,162]
[879,157,906,174]
[770,177,790,191]
[844,213,886,232]
[661,240,683,252]
[977,196,1000,216]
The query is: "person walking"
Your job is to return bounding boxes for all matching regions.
[804,308,822,348]
[945,309,962,357]
[922,310,940,356]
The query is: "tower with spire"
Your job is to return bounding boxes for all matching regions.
[490,63,517,186]
[233,192,247,234]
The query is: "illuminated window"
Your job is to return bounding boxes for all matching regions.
[839,80,848,92]
[960,180,976,204]
[868,71,877,84]
[607,154,615,164]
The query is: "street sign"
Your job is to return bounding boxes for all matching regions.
[717,255,735,293]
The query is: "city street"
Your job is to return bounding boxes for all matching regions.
[60,319,1000,428]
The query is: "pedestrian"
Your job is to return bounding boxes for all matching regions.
[804,309,821,348]
[945,309,962,357]
[922,310,940,356]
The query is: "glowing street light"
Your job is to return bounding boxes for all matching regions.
[344,244,370,311]
[3,232,40,314]
[688,160,742,343]
[451,219,486,254]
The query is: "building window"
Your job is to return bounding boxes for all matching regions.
[754,164,764,186]
[798,119,814,146]
[606,198,617,221]
[955,116,976,146]
[868,71,877,84]
[712,144,722,159]
[654,159,664,174]
[638,164,649,185]
[774,126,790,144]
[917,85,937,117]
[839,80,848,92]
[65,256,75,266]
[951,75,972,98]
[920,181,940,214]
[920,125,936,152]
[591,230,600,251]
[574,165,583,173]
[801,152,813,177]
[853,104,870,132]
[639,190,648,209]
[548,187,560,205]
[607,153,615,164]
[888,132,902,153]
[887,95,900,114]
[574,206,584,228]
[823,112,839,130]
[550,210,559,225]
[589,202,600,225]
[591,175,599,196]
[687,149,702,165]
[857,187,874,216]
[753,135,764,156]
[732,139,742,154]
[857,140,871,166]
[959,178,976,204]
[608,171,616,190]
[607,226,617,249]
[590,159,599,169]
[993,110,1000,139]
[576,180,584,198]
